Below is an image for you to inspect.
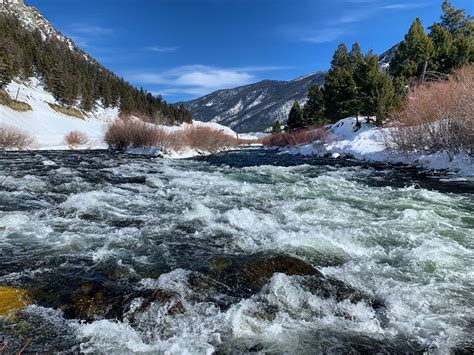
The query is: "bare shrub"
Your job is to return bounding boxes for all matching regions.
[104,118,162,150]
[262,127,328,147]
[0,125,33,150]
[104,119,235,153]
[64,131,88,149]
[388,65,474,158]
[185,126,238,153]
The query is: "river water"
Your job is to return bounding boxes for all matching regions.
[0,149,473,354]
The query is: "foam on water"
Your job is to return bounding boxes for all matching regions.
[0,151,472,353]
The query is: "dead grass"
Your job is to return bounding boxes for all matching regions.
[261,127,328,147]
[0,90,32,112]
[387,65,474,158]
[0,125,34,150]
[64,131,88,149]
[48,103,85,120]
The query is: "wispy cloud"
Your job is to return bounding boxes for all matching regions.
[128,65,289,97]
[145,45,180,53]
[67,24,113,36]
[285,27,345,44]
[65,24,113,49]
[381,3,429,10]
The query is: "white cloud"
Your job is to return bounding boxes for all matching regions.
[129,65,289,97]
[299,28,345,44]
[145,45,180,53]
[382,3,429,10]
[67,24,113,36]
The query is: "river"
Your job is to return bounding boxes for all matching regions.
[0,149,473,354]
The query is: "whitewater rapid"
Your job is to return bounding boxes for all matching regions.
[0,150,472,353]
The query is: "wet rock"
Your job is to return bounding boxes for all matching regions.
[205,254,385,312]
[0,286,31,317]
[126,288,185,320]
[208,255,323,297]
[29,274,130,322]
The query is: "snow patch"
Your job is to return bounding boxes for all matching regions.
[280,117,473,177]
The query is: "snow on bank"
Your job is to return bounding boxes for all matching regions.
[0,78,250,157]
[281,117,473,177]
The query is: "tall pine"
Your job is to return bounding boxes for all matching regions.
[323,43,358,122]
[0,54,12,89]
[429,1,473,74]
[286,101,304,131]
[303,84,324,126]
[390,18,434,80]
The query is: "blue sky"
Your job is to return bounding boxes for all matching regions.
[26,0,473,102]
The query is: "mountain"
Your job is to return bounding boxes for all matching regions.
[181,72,325,133]
[379,44,400,70]
[0,0,192,124]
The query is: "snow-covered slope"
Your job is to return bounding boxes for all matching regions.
[181,73,325,133]
[1,78,118,149]
[281,117,474,177]
[0,78,244,153]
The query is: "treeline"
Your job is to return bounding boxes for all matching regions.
[276,0,473,132]
[0,14,192,124]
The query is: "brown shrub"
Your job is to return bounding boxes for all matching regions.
[104,118,162,150]
[64,131,88,149]
[262,127,328,147]
[0,125,34,150]
[387,65,474,158]
[104,119,235,153]
[185,126,238,153]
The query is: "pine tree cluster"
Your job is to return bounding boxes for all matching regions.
[0,14,192,124]
[391,1,473,81]
[283,1,473,130]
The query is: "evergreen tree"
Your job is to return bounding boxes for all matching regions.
[272,120,282,134]
[390,18,434,80]
[323,43,358,122]
[0,13,193,124]
[439,0,474,35]
[286,101,304,131]
[303,84,324,125]
[429,1,473,74]
[349,43,366,116]
[0,54,12,89]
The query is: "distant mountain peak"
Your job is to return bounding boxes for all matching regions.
[182,73,325,133]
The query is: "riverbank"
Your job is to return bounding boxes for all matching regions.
[278,117,473,177]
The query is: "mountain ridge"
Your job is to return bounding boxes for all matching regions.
[181,72,326,133]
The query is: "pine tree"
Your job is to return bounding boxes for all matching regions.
[272,120,282,134]
[323,43,358,122]
[0,55,12,89]
[286,101,304,131]
[349,43,365,117]
[303,84,324,126]
[439,0,474,35]
[429,1,474,74]
[390,18,434,80]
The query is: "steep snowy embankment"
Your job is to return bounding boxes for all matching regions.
[0,78,118,149]
[281,117,473,177]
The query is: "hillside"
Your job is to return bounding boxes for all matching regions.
[0,0,192,125]
[181,73,325,133]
